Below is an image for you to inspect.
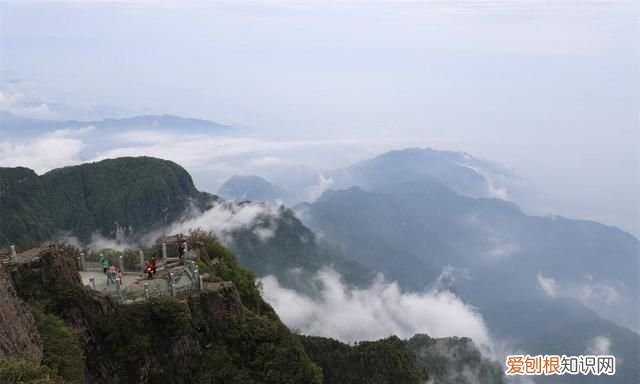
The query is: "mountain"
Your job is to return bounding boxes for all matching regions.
[3,153,637,382]
[297,180,639,327]
[325,147,518,201]
[0,157,213,246]
[0,111,230,138]
[0,158,370,294]
[296,179,640,383]
[0,231,504,384]
[218,175,289,203]
[483,298,640,384]
[2,235,323,384]
[227,202,373,294]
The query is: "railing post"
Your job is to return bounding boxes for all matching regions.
[10,245,17,262]
[162,243,167,261]
[89,276,96,290]
[170,272,176,296]
[119,255,124,273]
[77,256,82,270]
[144,282,150,300]
[193,267,201,291]
[115,277,122,301]
[80,252,86,271]
[139,250,144,273]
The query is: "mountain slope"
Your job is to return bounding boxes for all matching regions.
[297,180,640,383]
[0,157,213,246]
[298,181,639,326]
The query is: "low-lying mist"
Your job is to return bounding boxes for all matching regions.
[260,268,492,347]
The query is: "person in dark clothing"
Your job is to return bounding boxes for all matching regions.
[178,243,185,259]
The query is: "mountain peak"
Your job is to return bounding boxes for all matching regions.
[218,174,288,203]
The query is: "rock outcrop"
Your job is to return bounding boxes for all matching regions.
[0,263,42,361]
[5,240,320,384]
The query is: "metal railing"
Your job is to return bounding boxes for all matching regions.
[89,262,203,304]
[0,245,17,264]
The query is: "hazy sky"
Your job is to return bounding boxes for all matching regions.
[0,0,638,235]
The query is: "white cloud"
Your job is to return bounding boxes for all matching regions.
[586,336,611,356]
[536,271,623,307]
[305,173,334,201]
[139,200,283,245]
[50,126,96,138]
[576,279,621,306]
[261,268,492,346]
[537,272,558,298]
[0,89,55,119]
[0,135,84,174]
[459,163,510,200]
[485,237,519,260]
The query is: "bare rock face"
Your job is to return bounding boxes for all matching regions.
[0,263,43,361]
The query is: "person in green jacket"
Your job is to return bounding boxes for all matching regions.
[101,258,110,274]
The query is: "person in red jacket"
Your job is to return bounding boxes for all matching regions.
[145,261,154,280]
[149,256,157,275]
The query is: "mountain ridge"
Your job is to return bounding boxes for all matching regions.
[0,111,230,137]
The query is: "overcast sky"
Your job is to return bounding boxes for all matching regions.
[0,0,638,235]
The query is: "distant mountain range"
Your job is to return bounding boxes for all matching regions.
[218,147,523,206]
[292,148,639,384]
[2,150,638,383]
[0,155,506,384]
[0,111,230,138]
[217,146,640,384]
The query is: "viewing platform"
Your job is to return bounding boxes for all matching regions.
[2,234,219,304]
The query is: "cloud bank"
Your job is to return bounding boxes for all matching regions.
[260,268,491,346]
[136,200,283,247]
[0,128,89,174]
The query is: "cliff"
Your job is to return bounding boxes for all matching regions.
[0,263,42,362]
[4,234,322,384]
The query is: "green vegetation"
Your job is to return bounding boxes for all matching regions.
[195,311,322,384]
[228,207,374,296]
[0,358,65,384]
[406,334,505,384]
[12,232,322,384]
[93,297,197,382]
[0,167,54,246]
[0,157,212,247]
[300,336,426,384]
[30,305,85,384]
[191,229,274,315]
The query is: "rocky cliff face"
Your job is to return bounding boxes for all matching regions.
[0,263,42,361]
